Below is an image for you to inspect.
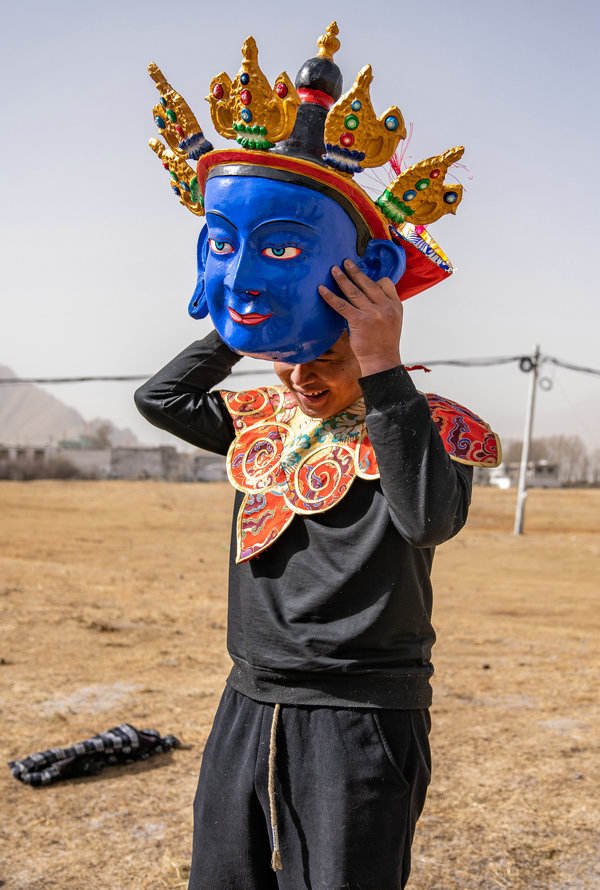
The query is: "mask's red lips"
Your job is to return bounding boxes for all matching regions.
[228,307,273,326]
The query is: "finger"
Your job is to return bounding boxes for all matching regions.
[318,284,361,318]
[330,265,374,306]
[375,276,400,301]
[340,260,393,304]
[343,261,399,303]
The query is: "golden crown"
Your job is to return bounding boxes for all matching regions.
[148,23,463,228]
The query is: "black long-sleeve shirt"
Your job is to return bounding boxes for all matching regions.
[135,331,472,709]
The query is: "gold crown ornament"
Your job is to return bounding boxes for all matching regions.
[147,23,466,301]
[376,147,464,226]
[149,63,214,214]
[148,138,205,216]
[149,63,214,159]
[207,37,300,150]
[324,65,406,174]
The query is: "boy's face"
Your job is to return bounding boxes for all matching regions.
[273,331,362,419]
[196,174,363,363]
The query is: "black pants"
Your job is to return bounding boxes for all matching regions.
[188,686,431,890]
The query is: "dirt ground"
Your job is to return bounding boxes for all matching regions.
[1,481,598,890]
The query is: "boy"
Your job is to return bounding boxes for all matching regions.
[138,23,499,888]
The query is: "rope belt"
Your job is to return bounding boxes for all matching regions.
[268,702,282,871]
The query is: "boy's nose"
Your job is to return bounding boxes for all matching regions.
[290,362,318,387]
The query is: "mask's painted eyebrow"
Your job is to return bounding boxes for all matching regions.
[253,219,318,234]
[206,211,238,231]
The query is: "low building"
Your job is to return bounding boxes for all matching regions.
[0,442,226,481]
[59,447,111,477]
[472,463,511,488]
[508,460,560,488]
[110,445,181,480]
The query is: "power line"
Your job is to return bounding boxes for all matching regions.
[0,370,275,384]
[407,355,523,368]
[0,375,149,385]
[542,356,600,377]
[0,353,599,385]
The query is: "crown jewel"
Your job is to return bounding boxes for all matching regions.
[207,37,300,150]
[324,65,406,175]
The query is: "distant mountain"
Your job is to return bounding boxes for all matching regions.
[0,365,139,447]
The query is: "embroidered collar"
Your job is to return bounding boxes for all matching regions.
[220,387,378,562]
[220,385,500,562]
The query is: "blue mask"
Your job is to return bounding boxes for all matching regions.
[189,174,406,363]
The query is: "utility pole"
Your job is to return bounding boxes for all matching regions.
[514,346,541,535]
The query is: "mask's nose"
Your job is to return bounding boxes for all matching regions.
[226,246,265,301]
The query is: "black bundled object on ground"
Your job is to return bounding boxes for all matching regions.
[8,723,180,786]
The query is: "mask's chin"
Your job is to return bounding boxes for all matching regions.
[209,292,346,363]
[231,326,345,363]
[215,309,275,355]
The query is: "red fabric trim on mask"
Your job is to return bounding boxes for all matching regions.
[297,88,335,109]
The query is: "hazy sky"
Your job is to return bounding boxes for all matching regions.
[1,0,599,449]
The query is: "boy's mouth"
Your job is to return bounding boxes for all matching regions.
[293,389,329,407]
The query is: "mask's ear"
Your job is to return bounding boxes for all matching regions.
[188,225,210,319]
[358,239,406,285]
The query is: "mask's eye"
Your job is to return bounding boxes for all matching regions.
[262,246,303,260]
[209,239,235,255]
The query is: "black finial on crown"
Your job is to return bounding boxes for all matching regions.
[276,23,343,163]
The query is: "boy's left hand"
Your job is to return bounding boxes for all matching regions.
[318,259,404,377]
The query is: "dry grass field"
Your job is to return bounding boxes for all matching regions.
[1,481,598,889]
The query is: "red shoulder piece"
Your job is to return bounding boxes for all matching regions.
[426,394,501,467]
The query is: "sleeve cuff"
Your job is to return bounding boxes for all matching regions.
[359,365,422,414]
[202,329,243,363]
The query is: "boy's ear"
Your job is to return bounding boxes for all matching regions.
[188,225,210,319]
[358,239,406,285]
